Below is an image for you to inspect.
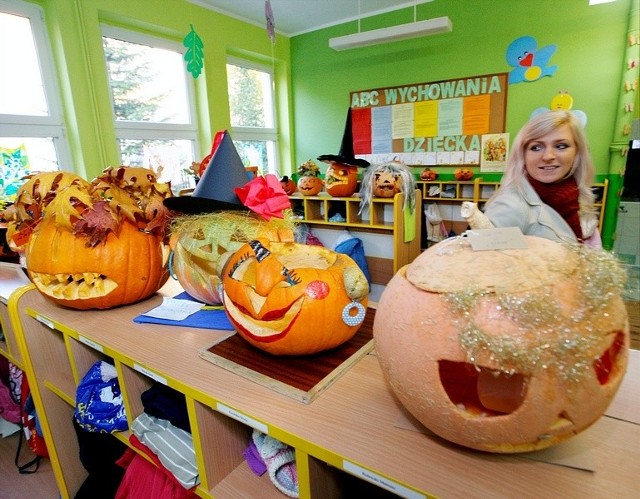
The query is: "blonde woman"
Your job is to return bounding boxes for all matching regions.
[483,110,600,247]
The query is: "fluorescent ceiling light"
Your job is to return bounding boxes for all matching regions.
[589,0,616,4]
[329,16,452,51]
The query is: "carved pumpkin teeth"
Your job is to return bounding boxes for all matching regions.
[31,271,117,299]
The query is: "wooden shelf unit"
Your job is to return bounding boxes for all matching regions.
[289,190,422,284]
[8,282,640,498]
[417,178,608,233]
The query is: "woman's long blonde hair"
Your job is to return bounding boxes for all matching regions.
[487,110,595,214]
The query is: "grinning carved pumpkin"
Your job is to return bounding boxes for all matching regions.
[297,175,323,196]
[324,162,358,197]
[420,168,438,181]
[169,212,296,305]
[4,167,174,310]
[372,171,402,198]
[26,217,169,310]
[454,167,474,181]
[374,236,629,453]
[222,238,369,355]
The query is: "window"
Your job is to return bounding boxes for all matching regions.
[0,0,71,202]
[226,58,278,174]
[102,26,198,193]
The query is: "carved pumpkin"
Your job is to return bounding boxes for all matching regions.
[280,176,296,195]
[372,171,402,198]
[454,167,474,181]
[374,236,629,453]
[324,162,358,197]
[420,168,438,181]
[297,175,323,196]
[26,217,170,310]
[222,239,369,355]
[7,167,174,310]
[169,213,295,305]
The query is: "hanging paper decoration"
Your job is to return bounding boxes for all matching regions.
[0,144,30,203]
[183,24,204,78]
[505,36,557,84]
[265,0,275,43]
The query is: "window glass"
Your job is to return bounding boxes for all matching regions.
[0,0,71,202]
[102,27,198,194]
[227,59,278,174]
[0,11,47,116]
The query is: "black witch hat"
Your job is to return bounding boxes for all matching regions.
[164,131,250,214]
[317,108,370,168]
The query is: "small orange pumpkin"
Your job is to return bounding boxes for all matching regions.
[454,167,474,181]
[222,239,369,355]
[297,175,323,196]
[26,217,170,310]
[324,162,358,197]
[279,176,296,195]
[374,236,629,453]
[420,168,437,181]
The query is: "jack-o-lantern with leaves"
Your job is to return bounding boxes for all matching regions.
[374,236,629,453]
[222,238,369,356]
[4,168,173,310]
[295,160,323,196]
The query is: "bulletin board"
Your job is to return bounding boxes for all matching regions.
[349,73,508,166]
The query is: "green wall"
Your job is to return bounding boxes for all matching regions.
[30,0,292,180]
[289,0,638,247]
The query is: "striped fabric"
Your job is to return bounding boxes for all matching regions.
[131,412,199,489]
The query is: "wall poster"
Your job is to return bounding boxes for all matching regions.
[349,73,508,166]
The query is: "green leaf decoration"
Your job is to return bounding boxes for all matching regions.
[183,24,204,78]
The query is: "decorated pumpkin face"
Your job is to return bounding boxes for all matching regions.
[296,175,323,196]
[374,236,629,453]
[26,217,170,310]
[279,176,296,195]
[325,162,358,197]
[454,167,474,181]
[222,239,369,355]
[372,171,402,198]
[420,168,437,181]
[169,213,295,305]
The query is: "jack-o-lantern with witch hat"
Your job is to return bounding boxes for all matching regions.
[318,108,369,198]
[164,131,295,305]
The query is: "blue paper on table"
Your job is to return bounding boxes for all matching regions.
[133,292,234,330]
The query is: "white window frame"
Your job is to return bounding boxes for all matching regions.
[227,56,279,173]
[100,25,200,153]
[0,0,72,170]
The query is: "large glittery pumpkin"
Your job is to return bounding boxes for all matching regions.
[26,217,170,310]
[373,236,629,453]
[222,238,369,355]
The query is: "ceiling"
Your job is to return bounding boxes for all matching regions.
[189,0,434,37]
